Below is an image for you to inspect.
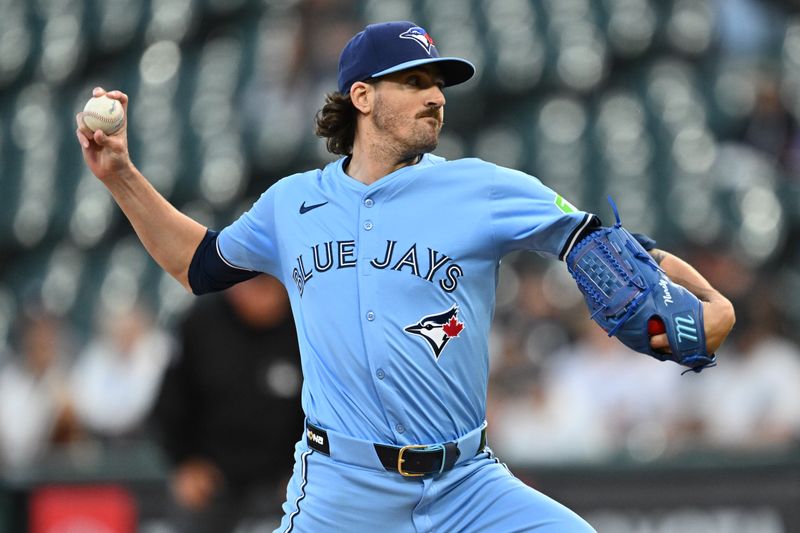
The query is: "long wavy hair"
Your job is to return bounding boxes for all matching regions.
[314,91,359,156]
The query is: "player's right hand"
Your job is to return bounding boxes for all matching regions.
[75,87,132,182]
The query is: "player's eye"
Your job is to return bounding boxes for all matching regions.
[405,74,443,91]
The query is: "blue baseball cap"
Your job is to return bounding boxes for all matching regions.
[337,21,476,94]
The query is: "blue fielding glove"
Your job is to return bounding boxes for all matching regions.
[566,202,716,373]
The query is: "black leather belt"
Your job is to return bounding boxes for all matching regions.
[306,422,487,477]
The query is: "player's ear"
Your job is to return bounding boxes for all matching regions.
[350,81,374,114]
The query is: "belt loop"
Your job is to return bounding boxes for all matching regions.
[443,442,460,472]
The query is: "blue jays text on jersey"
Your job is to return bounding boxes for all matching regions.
[291,238,464,296]
[218,153,597,446]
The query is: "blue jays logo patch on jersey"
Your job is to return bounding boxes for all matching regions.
[405,305,464,360]
[399,27,435,55]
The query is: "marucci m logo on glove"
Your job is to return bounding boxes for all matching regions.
[674,314,699,344]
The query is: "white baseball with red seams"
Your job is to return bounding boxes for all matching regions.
[82,95,124,134]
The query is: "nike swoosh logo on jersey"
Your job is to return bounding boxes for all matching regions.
[299,201,328,214]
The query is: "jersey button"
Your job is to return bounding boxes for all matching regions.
[366,311,375,321]
[395,424,406,434]
[364,198,374,208]
[363,221,373,231]
[376,369,385,380]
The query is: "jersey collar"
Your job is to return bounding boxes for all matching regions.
[331,153,438,193]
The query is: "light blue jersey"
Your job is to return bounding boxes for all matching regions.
[218,153,597,532]
[219,154,594,444]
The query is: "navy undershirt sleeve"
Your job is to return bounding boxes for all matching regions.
[188,229,259,295]
[575,226,657,251]
[631,232,657,251]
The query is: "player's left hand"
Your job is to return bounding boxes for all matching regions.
[650,293,735,355]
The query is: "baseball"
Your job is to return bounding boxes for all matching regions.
[647,317,666,336]
[82,94,124,135]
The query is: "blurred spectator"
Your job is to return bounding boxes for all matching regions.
[713,0,779,57]
[70,303,172,440]
[289,0,359,89]
[737,71,800,173]
[490,266,575,370]
[695,289,800,451]
[488,362,612,464]
[0,307,80,470]
[151,274,303,533]
[244,0,359,166]
[489,315,686,464]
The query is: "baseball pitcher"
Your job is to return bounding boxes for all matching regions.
[76,21,735,533]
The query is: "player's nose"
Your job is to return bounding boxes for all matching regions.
[426,85,446,107]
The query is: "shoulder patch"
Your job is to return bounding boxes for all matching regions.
[554,194,577,214]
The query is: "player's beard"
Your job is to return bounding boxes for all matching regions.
[372,95,441,162]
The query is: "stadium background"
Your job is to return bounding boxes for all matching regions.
[1,0,800,531]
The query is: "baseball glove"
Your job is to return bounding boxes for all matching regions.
[566,203,716,373]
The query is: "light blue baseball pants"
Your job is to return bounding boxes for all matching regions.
[274,439,596,533]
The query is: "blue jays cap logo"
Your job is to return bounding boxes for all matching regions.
[399,26,436,55]
[405,304,464,359]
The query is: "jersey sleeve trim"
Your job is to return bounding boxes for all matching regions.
[188,229,259,295]
[631,232,657,251]
[558,213,601,261]
[215,237,253,271]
